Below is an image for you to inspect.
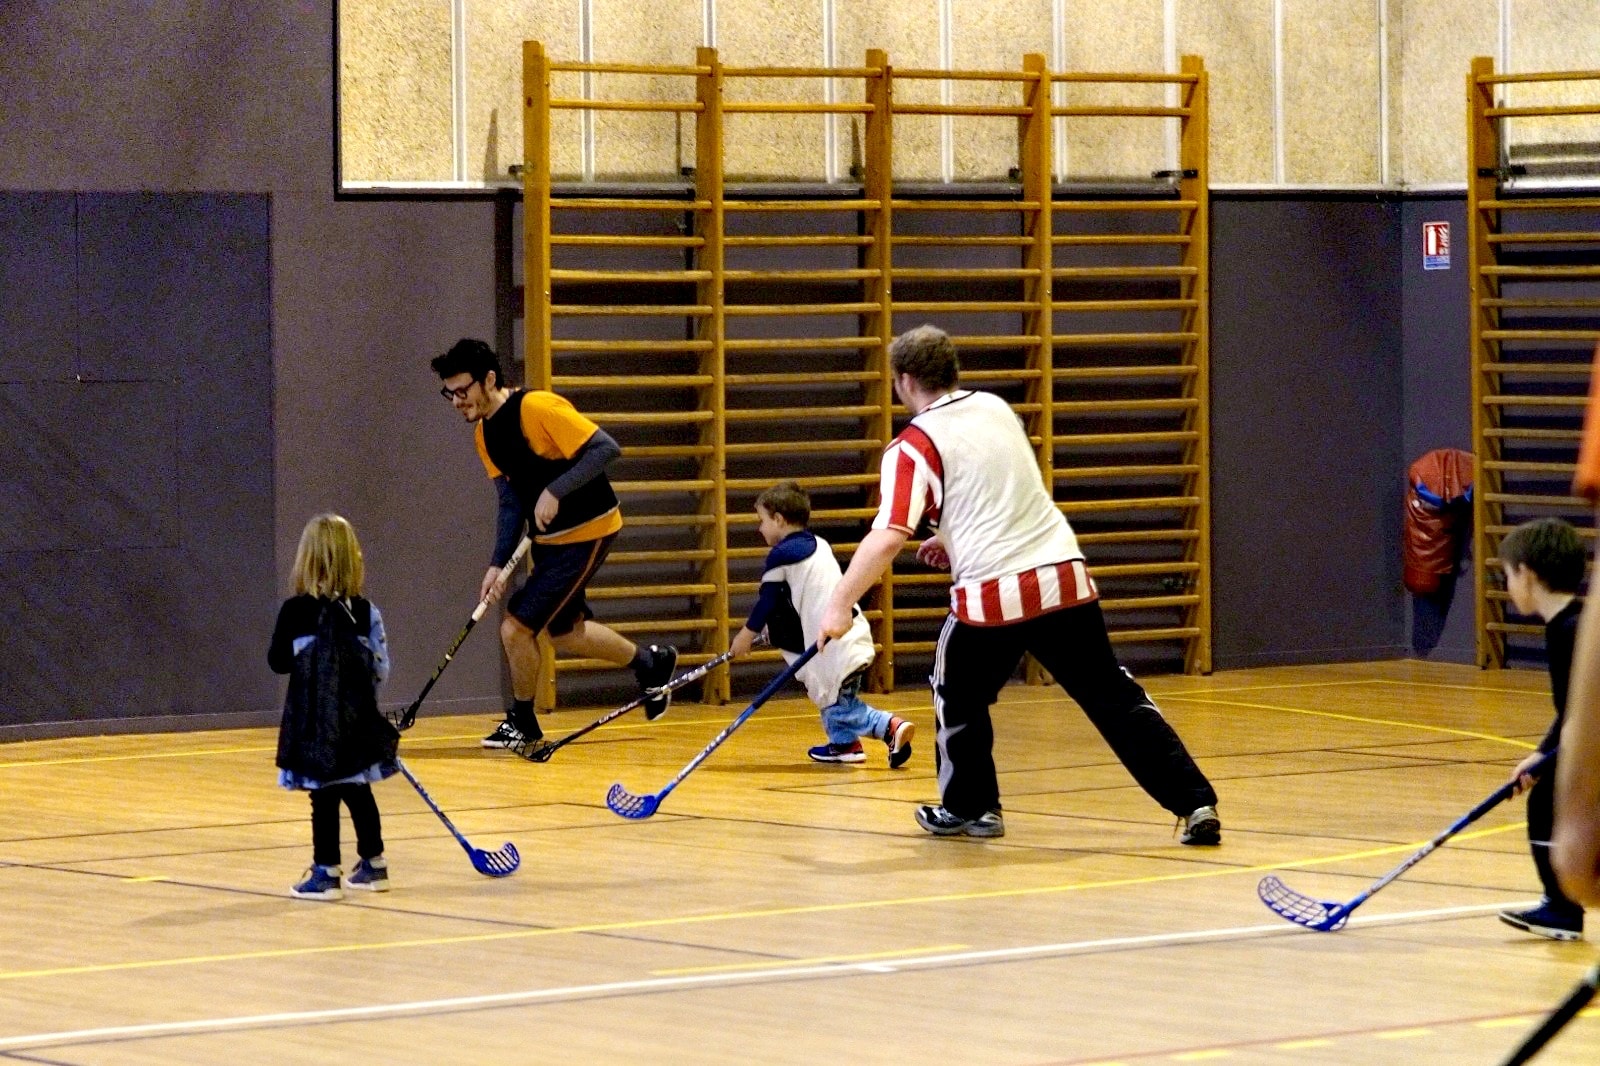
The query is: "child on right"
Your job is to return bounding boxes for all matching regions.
[729,481,914,768]
[1498,516,1587,940]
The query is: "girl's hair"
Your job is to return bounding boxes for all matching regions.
[292,513,365,598]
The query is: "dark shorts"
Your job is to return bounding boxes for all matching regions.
[506,533,616,637]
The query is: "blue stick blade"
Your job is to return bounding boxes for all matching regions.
[470,841,520,877]
[1258,875,1346,931]
[607,782,659,819]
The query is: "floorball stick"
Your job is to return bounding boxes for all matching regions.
[1259,749,1556,931]
[391,535,532,731]
[1496,959,1600,1066]
[513,646,743,763]
[396,760,520,877]
[607,643,818,819]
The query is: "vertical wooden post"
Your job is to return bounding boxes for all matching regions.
[1020,53,1054,686]
[523,40,558,710]
[1179,54,1212,675]
[862,47,896,693]
[696,46,731,703]
[1467,55,1501,669]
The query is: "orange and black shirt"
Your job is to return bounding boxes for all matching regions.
[475,389,623,545]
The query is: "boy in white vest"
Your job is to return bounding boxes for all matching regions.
[730,481,914,767]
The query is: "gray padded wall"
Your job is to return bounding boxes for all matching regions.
[1210,196,1408,668]
[0,193,274,732]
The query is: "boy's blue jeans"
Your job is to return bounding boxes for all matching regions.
[822,670,893,745]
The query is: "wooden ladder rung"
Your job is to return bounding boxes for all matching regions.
[596,410,717,424]
[891,200,1042,211]
[946,334,1045,349]
[1055,200,1198,213]
[1053,265,1198,278]
[1480,266,1600,279]
[1091,561,1202,577]
[723,268,880,281]
[552,304,714,316]
[620,513,719,528]
[722,102,876,115]
[1484,104,1600,119]
[723,199,882,212]
[549,339,714,353]
[726,405,882,421]
[1481,395,1586,407]
[1487,232,1600,244]
[552,375,715,388]
[725,473,880,490]
[586,583,719,599]
[550,269,713,282]
[1482,362,1595,373]
[1108,626,1202,643]
[1058,496,1202,513]
[1075,528,1202,544]
[588,619,722,635]
[1484,460,1577,473]
[1051,332,1201,346]
[724,439,885,455]
[1101,593,1202,610]
[1054,398,1201,413]
[1055,298,1200,312]
[612,479,717,493]
[551,235,706,248]
[958,368,1044,381]
[723,235,875,247]
[1481,427,1584,441]
[893,236,1034,247]
[893,267,1043,279]
[1057,463,1202,479]
[1053,234,1193,246]
[724,371,879,385]
[1053,105,1190,118]
[723,336,880,351]
[1482,329,1600,341]
[1057,430,1201,446]
[551,199,713,210]
[1478,198,1600,211]
[724,302,881,315]
[1480,492,1588,507]
[620,444,716,458]
[1480,297,1600,309]
[1054,365,1199,380]
[609,549,717,564]
[894,300,1041,312]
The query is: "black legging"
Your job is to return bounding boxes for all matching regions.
[1527,757,1583,916]
[310,783,384,868]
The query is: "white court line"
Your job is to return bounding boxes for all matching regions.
[0,900,1528,1051]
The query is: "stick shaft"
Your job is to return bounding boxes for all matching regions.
[654,644,819,803]
[400,536,532,726]
[1333,749,1556,921]
[1499,961,1600,1066]
[537,648,741,756]
[396,760,474,855]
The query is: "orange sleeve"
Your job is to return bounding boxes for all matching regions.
[473,423,502,478]
[1576,341,1600,501]
[519,391,600,460]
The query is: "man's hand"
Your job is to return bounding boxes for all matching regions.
[916,534,950,570]
[534,489,559,532]
[817,600,853,649]
[480,565,509,605]
[1509,751,1544,796]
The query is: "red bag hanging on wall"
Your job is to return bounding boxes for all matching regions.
[1403,448,1474,596]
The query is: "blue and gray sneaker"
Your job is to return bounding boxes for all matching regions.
[345,856,390,892]
[915,804,1005,838]
[1499,898,1583,941]
[291,864,343,900]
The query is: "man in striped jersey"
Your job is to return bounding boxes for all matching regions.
[819,325,1220,842]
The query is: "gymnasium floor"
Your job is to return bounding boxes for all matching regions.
[2,659,1597,1064]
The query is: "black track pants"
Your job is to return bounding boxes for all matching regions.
[930,600,1218,821]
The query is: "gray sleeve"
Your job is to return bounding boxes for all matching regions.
[546,427,621,499]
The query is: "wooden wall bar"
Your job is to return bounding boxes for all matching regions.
[521,43,1212,704]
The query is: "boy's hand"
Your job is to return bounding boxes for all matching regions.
[1510,751,1545,796]
[916,535,950,570]
[818,601,853,648]
[729,627,758,658]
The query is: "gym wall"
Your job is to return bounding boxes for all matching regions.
[0,0,1570,733]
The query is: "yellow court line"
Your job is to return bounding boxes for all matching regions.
[0,821,1526,983]
[1158,694,1538,750]
[1151,679,1387,698]
[1369,678,1550,696]
[1275,1038,1335,1049]
[651,942,968,976]
[122,876,167,884]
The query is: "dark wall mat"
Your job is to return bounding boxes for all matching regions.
[0,192,274,726]
[0,380,178,552]
[1210,196,1407,668]
[0,192,77,382]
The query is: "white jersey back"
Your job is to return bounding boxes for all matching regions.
[872,389,1096,625]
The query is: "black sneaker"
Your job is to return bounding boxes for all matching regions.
[915,804,1005,838]
[885,716,915,769]
[1499,899,1584,941]
[1179,805,1221,846]
[635,644,678,721]
[481,719,528,749]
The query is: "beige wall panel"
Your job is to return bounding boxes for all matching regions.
[467,1,582,182]
[949,0,1051,181]
[1282,0,1379,183]
[1397,0,1496,185]
[1059,0,1167,182]
[837,0,943,181]
[716,0,827,181]
[1506,0,1600,172]
[590,0,703,180]
[1177,0,1274,184]
[339,0,454,184]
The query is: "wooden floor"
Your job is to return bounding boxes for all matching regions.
[3,659,1599,1064]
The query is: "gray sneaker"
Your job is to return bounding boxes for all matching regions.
[1179,804,1221,845]
[915,804,1005,838]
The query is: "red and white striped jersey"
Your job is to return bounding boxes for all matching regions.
[871,389,1095,626]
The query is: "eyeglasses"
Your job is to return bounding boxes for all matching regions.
[439,381,479,401]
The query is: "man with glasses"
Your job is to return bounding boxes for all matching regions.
[431,338,677,750]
